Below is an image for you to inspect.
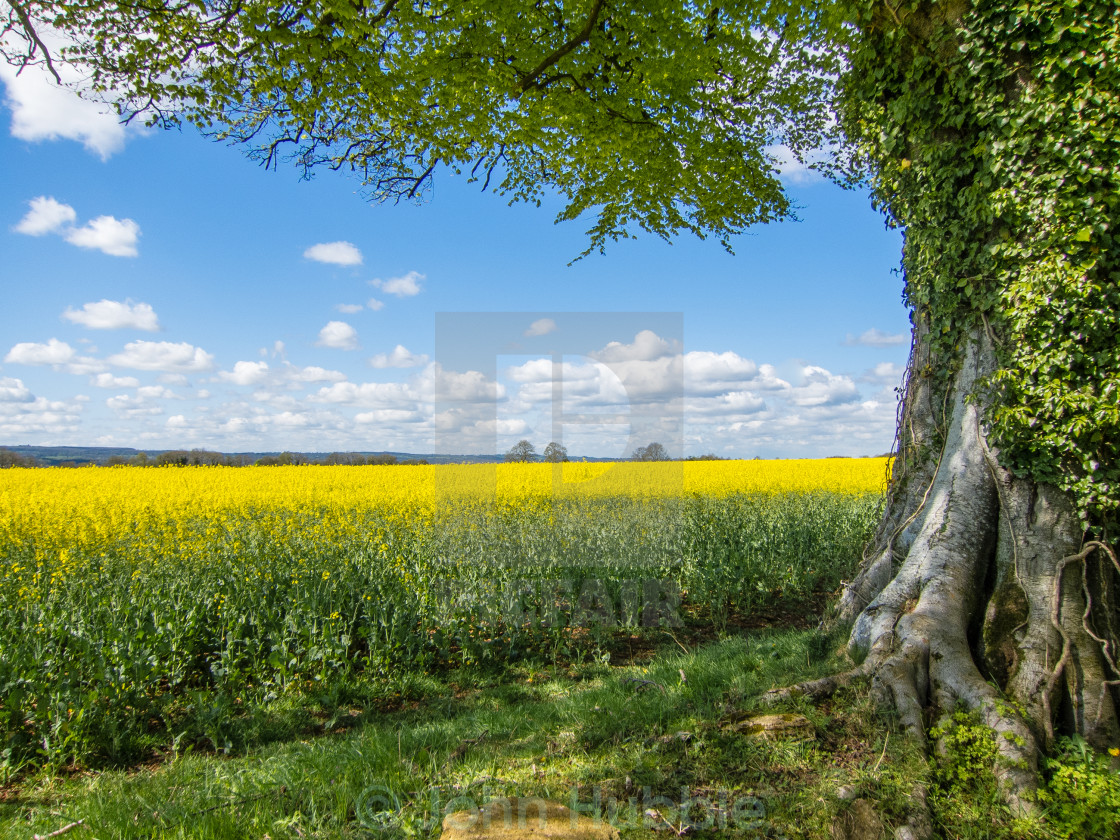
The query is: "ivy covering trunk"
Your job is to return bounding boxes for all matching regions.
[778,0,1120,826]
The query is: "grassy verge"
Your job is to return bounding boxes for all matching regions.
[0,626,924,840]
[6,623,1120,839]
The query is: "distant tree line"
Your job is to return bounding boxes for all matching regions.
[156,450,429,467]
[108,450,255,467]
[0,448,40,468]
[2,444,738,469]
[502,440,728,463]
[318,452,429,466]
[0,447,429,468]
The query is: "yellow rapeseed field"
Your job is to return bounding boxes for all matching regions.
[0,459,888,553]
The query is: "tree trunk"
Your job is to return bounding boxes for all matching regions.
[770,318,1120,835]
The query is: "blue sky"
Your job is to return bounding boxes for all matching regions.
[0,56,910,459]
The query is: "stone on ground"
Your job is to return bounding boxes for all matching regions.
[722,713,814,741]
[831,798,883,840]
[441,797,618,840]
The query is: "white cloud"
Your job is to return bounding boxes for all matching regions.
[766,144,828,185]
[304,241,363,266]
[354,408,426,424]
[335,303,364,314]
[13,196,140,256]
[313,379,421,406]
[14,196,75,235]
[62,299,159,330]
[471,418,529,437]
[370,345,429,369]
[64,215,140,257]
[683,351,758,384]
[64,356,107,375]
[861,361,906,385]
[0,43,130,159]
[272,410,313,428]
[163,389,437,451]
[436,367,507,402]
[790,366,860,407]
[0,377,33,402]
[683,351,790,398]
[592,330,680,363]
[845,328,907,347]
[4,338,75,365]
[106,393,163,416]
[218,360,270,386]
[316,321,359,350]
[108,340,215,372]
[0,391,82,437]
[524,318,557,337]
[504,353,672,408]
[687,390,767,416]
[281,363,346,384]
[367,298,385,311]
[505,333,692,408]
[371,270,424,297]
[504,357,565,385]
[208,362,348,406]
[137,385,176,399]
[91,372,140,388]
[495,337,898,458]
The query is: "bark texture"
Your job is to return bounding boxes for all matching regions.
[773,321,1120,837]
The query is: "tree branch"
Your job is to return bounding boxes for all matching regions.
[403,159,437,200]
[515,0,604,95]
[367,0,402,27]
[7,0,62,83]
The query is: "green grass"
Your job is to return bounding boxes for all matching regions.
[5,626,1117,839]
[2,628,929,840]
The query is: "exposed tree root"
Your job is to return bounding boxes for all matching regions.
[765,326,1120,838]
[831,320,941,631]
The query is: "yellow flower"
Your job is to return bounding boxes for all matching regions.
[1110,747,1119,757]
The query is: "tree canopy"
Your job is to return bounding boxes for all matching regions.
[632,442,670,461]
[2,0,843,257]
[542,441,569,462]
[504,439,537,463]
